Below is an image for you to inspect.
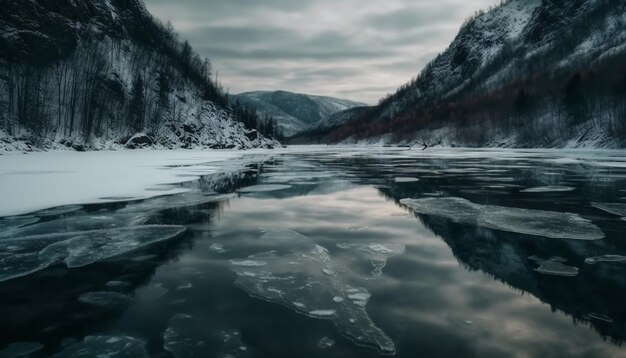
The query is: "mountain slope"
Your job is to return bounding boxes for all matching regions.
[230,91,366,136]
[290,106,372,144]
[0,0,278,151]
[320,0,626,148]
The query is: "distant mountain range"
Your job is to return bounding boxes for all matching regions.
[230,91,366,137]
[297,0,626,148]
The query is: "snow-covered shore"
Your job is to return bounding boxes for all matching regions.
[0,149,272,217]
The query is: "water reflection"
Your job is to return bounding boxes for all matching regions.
[1,149,626,357]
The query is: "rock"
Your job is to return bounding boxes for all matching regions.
[125,133,154,149]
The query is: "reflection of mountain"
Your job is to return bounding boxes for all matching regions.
[374,175,626,345]
[0,167,259,352]
[287,152,626,345]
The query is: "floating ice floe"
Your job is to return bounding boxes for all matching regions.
[584,313,614,323]
[337,243,406,278]
[0,342,44,358]
[591,203,626,217]
[164,314,250,358]
[209,243,227,253]
[394,177,419,183]
[400,197,604,240]
[78,291,132,307]
[0,225,185,282]
[119,192,235,213]
[237,184,292,193]
[229,229,395,355]
[318,337,336,349]
[584,255,626,265]
[528,256,579,277]
[0,213,149,239]
[53,335,148,357]
[520,186,575,193]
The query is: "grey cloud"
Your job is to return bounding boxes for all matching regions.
[143,0,501,103]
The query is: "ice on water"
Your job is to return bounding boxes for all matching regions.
[118,191,235,214]
[394,177,419,183]
[337,243,406,278]
[529,256,579,277]
[229,229,395,355]
[592,203,626,217]
[164,314,250,358]
[318,337,336,349]
[78,291,132,307]
[0,225,185,282]
[53,335,148,357]
[237,184,292,193]
[0,212,149,239]
[400,197,604,240]
[584,255,626,265]
[520,186,575,193]
[0,216,38,233]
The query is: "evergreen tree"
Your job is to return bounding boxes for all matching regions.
[156,70,171,108]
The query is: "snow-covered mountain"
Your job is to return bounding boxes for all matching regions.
[0,0,278,152]
[317,0,626,148]
[230,91,366,137]
[290,106,372,144]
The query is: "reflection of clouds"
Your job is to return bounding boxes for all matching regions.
[143,0,500,103]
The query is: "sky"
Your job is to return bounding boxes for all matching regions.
[143,0,500,104]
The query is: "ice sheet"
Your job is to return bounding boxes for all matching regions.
[0,150,249,217]
[529,256,579,277]
[400,197,604,240]
[393,177,419,183]
[584,255,626,265]
[337,243,406,277]
[591,203,626,217]
[520,186,575,193]
[229,229,395,355]
[53,335,148,357]
[78,291,132,307]
[164,314,250,358]
[237,184,292,193]
[118,192,235,214]
[0,225,185,282]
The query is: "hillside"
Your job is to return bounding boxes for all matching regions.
[290,106,372,144]
[0,0,278,152]
[313,0,626,148]
[230,91,366,137]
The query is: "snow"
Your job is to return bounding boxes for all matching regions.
[229,228,395,355]
[0,149,260,217]
[400,197,604,240]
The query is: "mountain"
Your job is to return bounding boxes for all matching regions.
[314,0,626,148]
[290,106,372,144]
[0,0,278,152]
[230,91,366,137]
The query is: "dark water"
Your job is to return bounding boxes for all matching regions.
[1,148,626,357]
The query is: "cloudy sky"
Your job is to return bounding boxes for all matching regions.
[143,0,499,104]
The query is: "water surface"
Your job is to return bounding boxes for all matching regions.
[1,148,626,357]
